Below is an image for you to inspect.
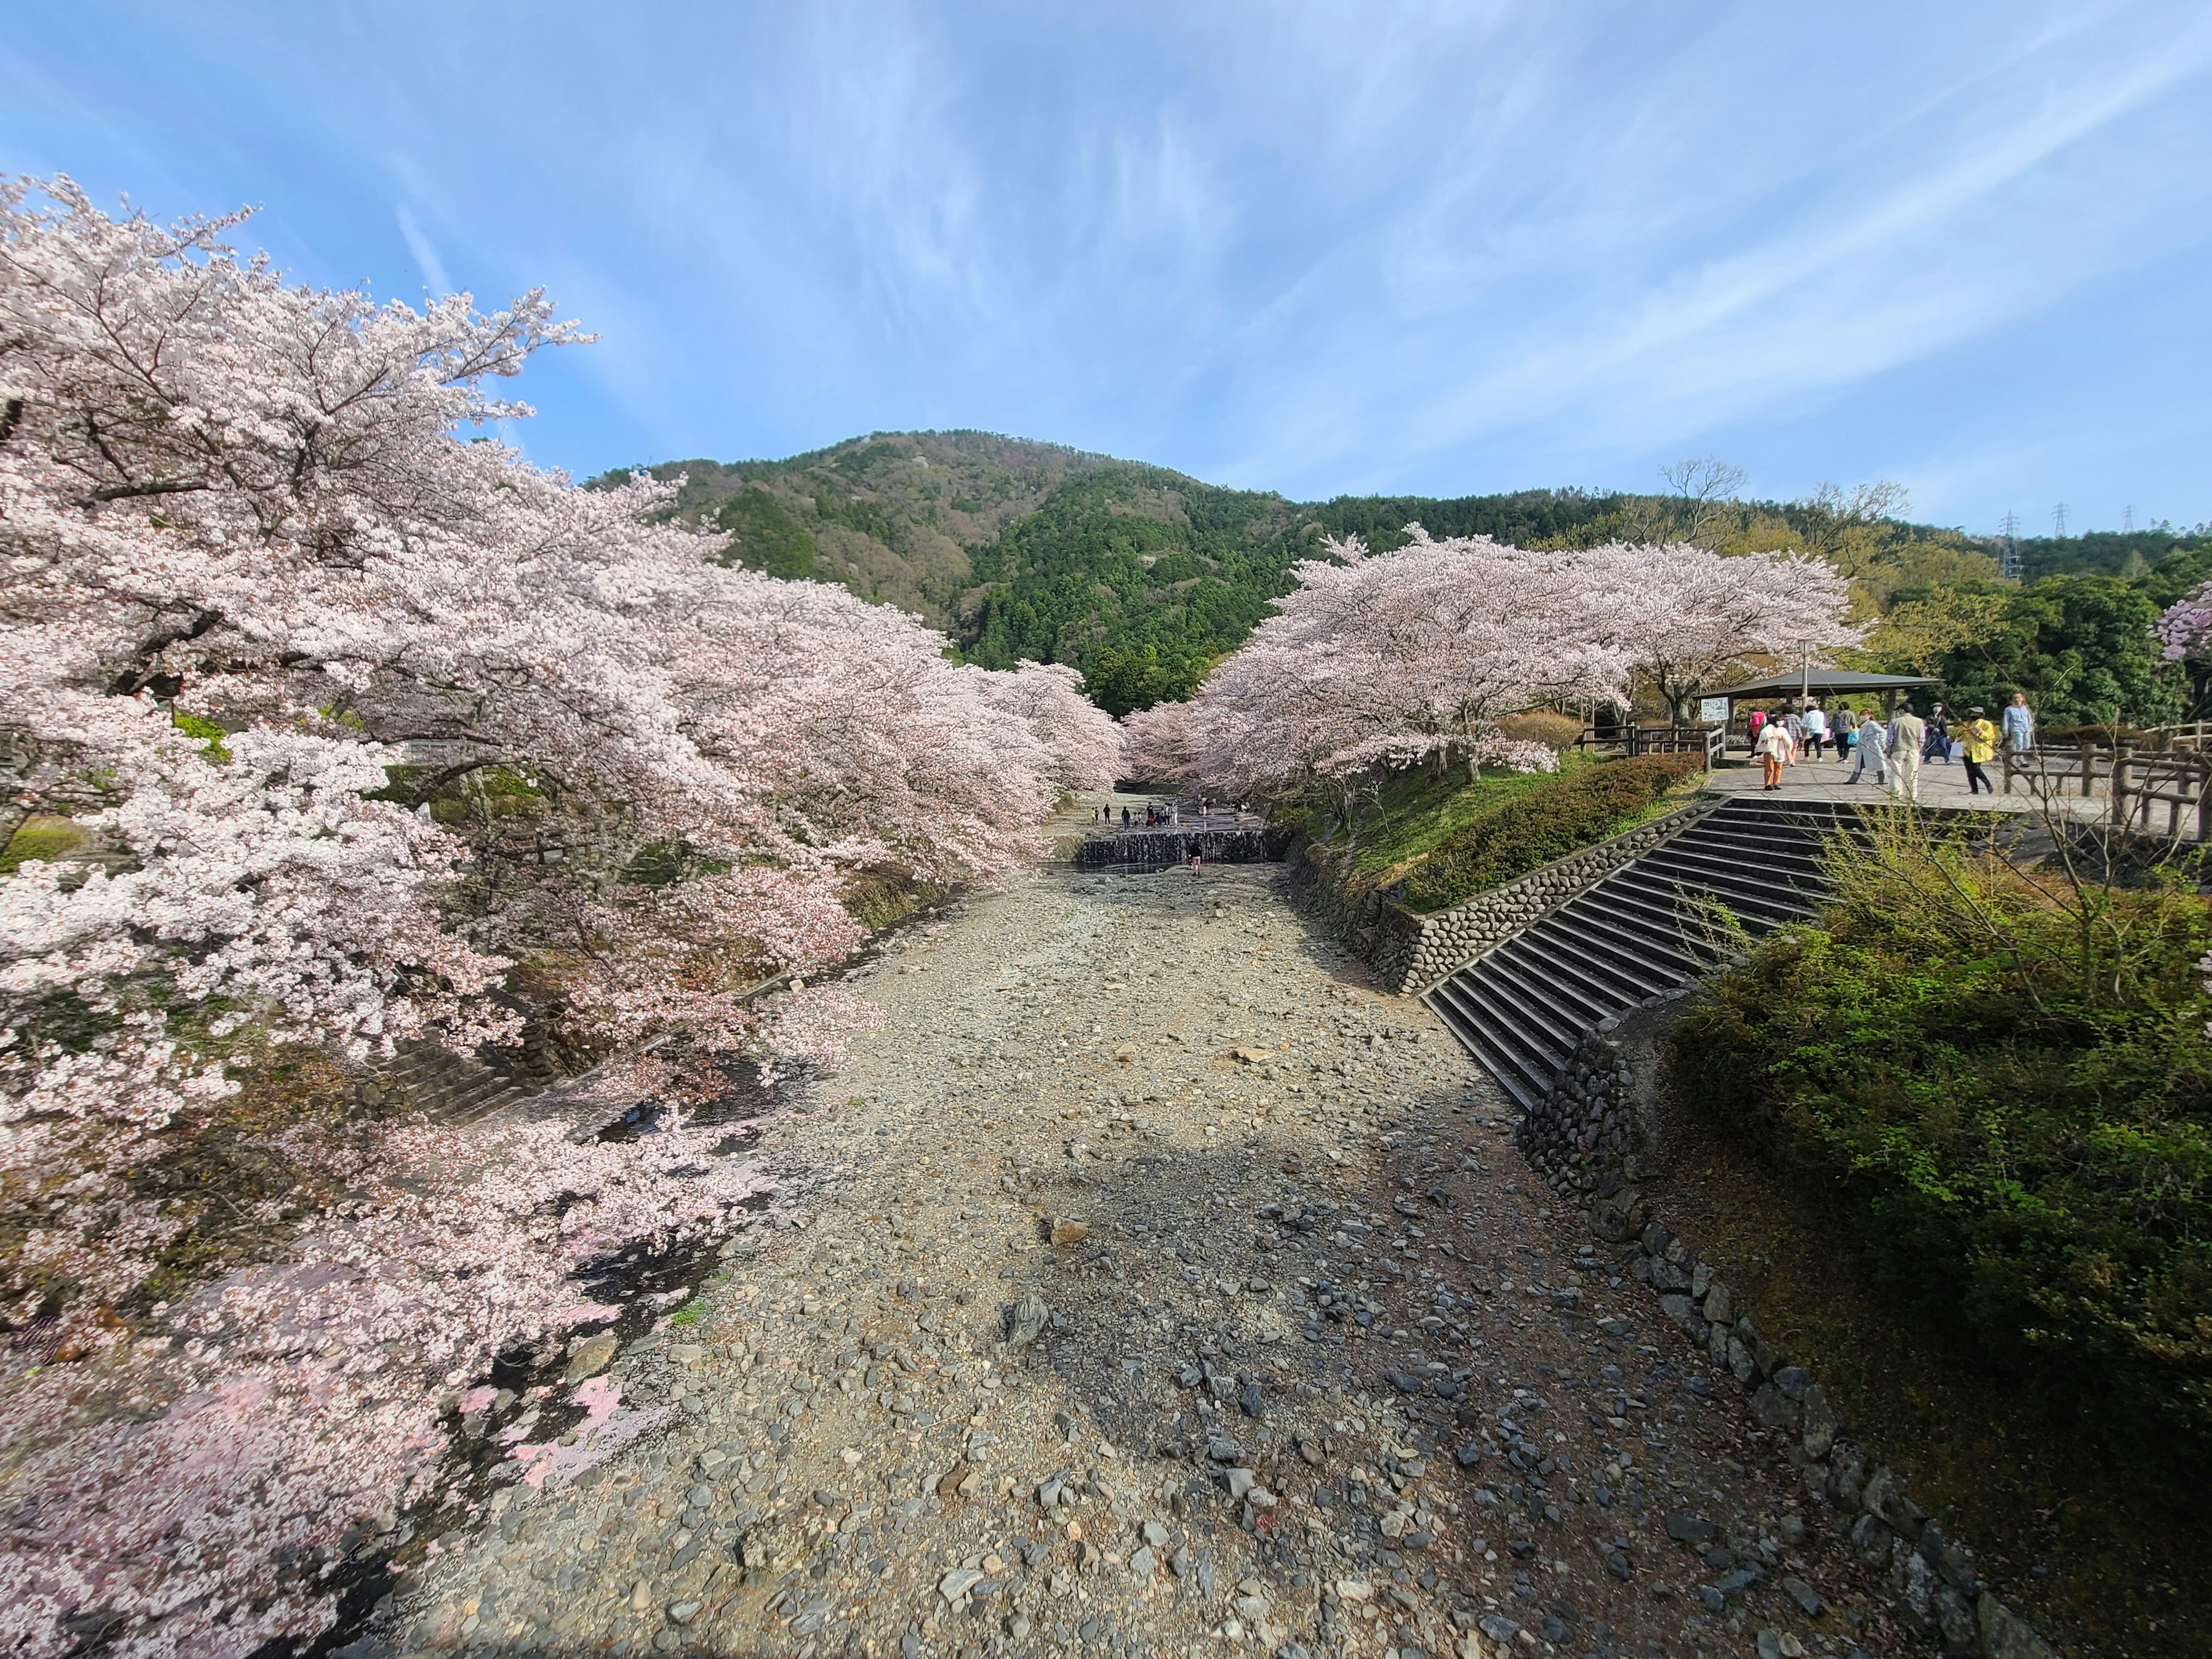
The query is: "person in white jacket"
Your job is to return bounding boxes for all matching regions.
[1754,717,1796,790]
[1847,712,1888,785]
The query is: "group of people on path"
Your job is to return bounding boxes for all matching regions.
[1090,802,1180,827]
[1751,692,2033,801]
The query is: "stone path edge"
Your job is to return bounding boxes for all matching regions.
[1519,1021,2061,1659]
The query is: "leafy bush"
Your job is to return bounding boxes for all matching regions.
[0,815,87,874]
[1396,752,1704,912]
[1664,820,2212,1444]
[1495,710,1585,749]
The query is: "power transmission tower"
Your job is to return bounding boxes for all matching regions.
[2053,502,2069,538]
[2123,504,2137,533]
[1998,510,2021,580]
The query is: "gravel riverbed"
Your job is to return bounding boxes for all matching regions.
[374,855,1914,1659]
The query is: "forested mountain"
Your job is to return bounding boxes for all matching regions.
[596,432,2212,722]
[600,433,1689,714]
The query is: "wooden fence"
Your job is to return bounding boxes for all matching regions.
[2112,751,2212,842]
[1579,724,1726,766]
[2004,736,2212,841]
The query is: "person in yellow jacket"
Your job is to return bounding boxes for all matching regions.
[1960,706,1999,796]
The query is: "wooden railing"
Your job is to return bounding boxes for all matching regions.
[2004,736,2212,840]
[2152,720,2212,752]
[2113,751,2212,842]
[2003,737,2121,799]
[1580,724,1725,766]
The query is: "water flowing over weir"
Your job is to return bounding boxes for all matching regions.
[1070,825,1286,870]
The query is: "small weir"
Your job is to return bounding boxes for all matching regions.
[1071,825,1283,870]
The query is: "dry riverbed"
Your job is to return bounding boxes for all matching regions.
[374,858,1917,1659]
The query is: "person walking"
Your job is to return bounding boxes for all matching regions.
[1802,702,1828,760]
[1754,714,1795,790]
[1747,707,1769,749]
[1121,805,1131,827]
[1889,707,1927,803]
[1848,711,1888,785]
[1924,704,1952,766]
[1960,707,1999,794]
[2002,691,2036,756]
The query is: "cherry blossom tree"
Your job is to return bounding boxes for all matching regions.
[2159,581,2212,664]
[1118,697,1197,787]
[1175,527,1861,810]
[0,175,1109,1657]
[1560,539,1862,720]
[1183,528,1623,804]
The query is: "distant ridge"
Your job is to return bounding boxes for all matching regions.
[593,431,2210,714]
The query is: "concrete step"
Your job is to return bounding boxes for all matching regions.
[1423,796,1861,1109]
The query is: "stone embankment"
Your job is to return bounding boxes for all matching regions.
[1381,807,1715,993]
[1516,1024,2058,1659]
[1289,803,1714,994]
[1071,826,1284,870]
[374,860,1927,1659]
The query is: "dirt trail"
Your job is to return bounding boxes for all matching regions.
[379,853,1908,1659]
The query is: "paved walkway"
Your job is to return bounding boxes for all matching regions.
[1703,757,2113,824]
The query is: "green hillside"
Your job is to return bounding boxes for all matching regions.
[593,432,2212,719]
[596,433,1652,715]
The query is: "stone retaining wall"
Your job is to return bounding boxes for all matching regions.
[1389,798,1718,992]
[1514,1021,2058,1659]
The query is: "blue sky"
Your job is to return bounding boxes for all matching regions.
[6,2,2210,532]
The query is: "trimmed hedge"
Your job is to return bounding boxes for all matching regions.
[1664,859,2212,1449]
[1397,752,1704,912]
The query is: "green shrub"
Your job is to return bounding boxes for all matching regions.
[170,709,230,760]
[1397,752,1705,912]
[0,815,88,874]
[1664,827,2212,1445]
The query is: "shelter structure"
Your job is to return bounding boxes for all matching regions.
[1700,669,1940,722]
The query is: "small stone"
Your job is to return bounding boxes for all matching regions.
[1779,1513,1807,1548]
[1143,1521,1169,1547]
[666,1601,702,1626]
[1978,1593,2059,1659]
[1801,1384,1839,1461]
[1782,1575,1823,1616]
[936,1463,969,1498]
[1003,1294,1050,1349]
[564,1332,619,1384]
[1664,1509,1717,1546]
[1861,1465,1925,1539]
[939,1567,986,1603]
[1170,1547,1194,1578]
[1052,1217,1091,1247]
[1226,1468,1258,1501]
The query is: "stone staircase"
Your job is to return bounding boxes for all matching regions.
[1422,796,1863,1109]
[381,1039,535,1127]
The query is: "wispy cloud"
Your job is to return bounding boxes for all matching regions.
[5,1,2209,528]
[393,202,451,297]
